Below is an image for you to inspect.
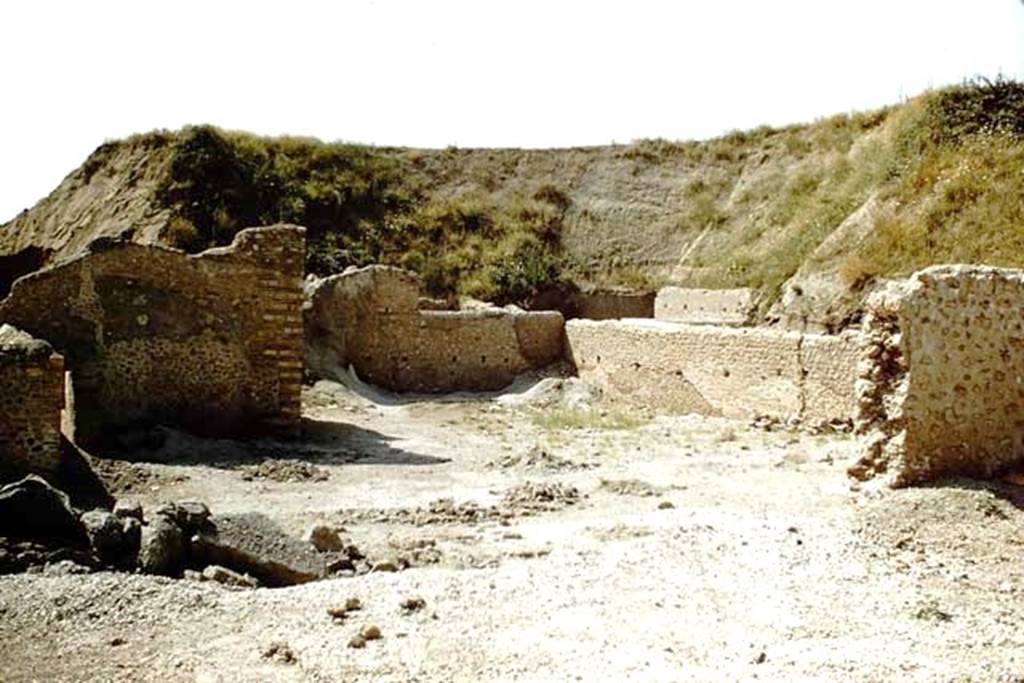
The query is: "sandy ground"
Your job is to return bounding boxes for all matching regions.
[3,379,1024,682]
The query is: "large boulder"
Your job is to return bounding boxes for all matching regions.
[138,515,186,576]
[80,510,141,569]
[192,513,326,587]
[0,475,88,548]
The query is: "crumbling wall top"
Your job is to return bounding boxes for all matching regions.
[0,324,57,364]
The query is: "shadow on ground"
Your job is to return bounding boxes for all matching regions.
[85,416,449,470]
[923,474,1024,512]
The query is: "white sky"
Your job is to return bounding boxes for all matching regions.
[2,0,1023,222]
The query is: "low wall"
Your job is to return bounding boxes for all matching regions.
[0,226,305,445]
[526,285,654,320]
[0,326,65,477]
[575,289,655,320]
[851,265,1024,486]
[654,287,755,326]
[565,319,859,422]
[305,266,565,393]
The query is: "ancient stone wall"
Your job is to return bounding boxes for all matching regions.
[654,287,755,326]
[0,226,305,445]
[851,265,1024,486]
[0,326,65,476]
[565,319,859,422]
[305,266,565,392]
[526,285,654,320]
[575,289,655,320]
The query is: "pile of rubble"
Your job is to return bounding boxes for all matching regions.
[490,445,594,471]
[0,475,374,587]
[335,481,583,526]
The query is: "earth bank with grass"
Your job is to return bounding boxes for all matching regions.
[4,79,1024,328]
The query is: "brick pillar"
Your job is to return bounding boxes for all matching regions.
[244,226,306,434]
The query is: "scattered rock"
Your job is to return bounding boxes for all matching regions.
[913,600,953,622]
[372,560,400,573]
[335,482,581,526]
[401,596,426,613]
[0,476,88,548]
[510,547,552,559]
[491,445,592,471]
[306,524,344,552]
[192,513,326,586]
[201,564,259,588]
[41,559,94,576]
[261,641,296,663]
[112,499,144,522]
[360,624,382,641]
[138,515,186,576]
[657,500,675,510]
[327,597,364,620]
[348,635,366,649]
[501,482,581,512]
[600,479,662,498]
[1,540,48,574]
[241,460,329,483]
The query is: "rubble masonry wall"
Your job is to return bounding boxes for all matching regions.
[0,326,65,475]
[0,226,305,445]
[305,266,565,392]
[575,290,655,320]
[565,318,859,422]
[852,265,1024,486]
[654,287,755,326]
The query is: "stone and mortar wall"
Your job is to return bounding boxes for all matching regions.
[0,325,65,476]
[851,265,1024,487]
[526,285,654,320]
[0,226,305,445]
[654,287,755,326]
[305,266,565,393]
[575,289,655,320]
[565,319,859,422]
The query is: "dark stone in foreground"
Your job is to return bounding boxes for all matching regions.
[192,513,326,587]
[81,510,141,569]
[0,475,88,548]
[139,516,186,576]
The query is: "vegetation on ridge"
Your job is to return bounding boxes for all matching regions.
[154,127,568,304]
[9,77,1024,317]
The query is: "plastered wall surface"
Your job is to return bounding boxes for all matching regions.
[0,325,64,475]
[852,265,1024,486]
[565,318,858,422]
[654,287,755,326]
[305,266,565,393]
[0,226,305,444]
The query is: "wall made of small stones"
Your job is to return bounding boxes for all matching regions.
[565,318,859,422]
[852,265,1024,486]
[0,343,64,476]
[305,266,566,393]
[0,226,305,444]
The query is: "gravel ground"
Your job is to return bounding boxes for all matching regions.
[2,380,1024,682]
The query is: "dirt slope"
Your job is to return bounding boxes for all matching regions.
[4,79,1024,327]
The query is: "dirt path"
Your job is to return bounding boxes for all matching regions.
[2,380,1024,681]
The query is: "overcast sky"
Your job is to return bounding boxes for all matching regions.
[2,0,1023,222]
